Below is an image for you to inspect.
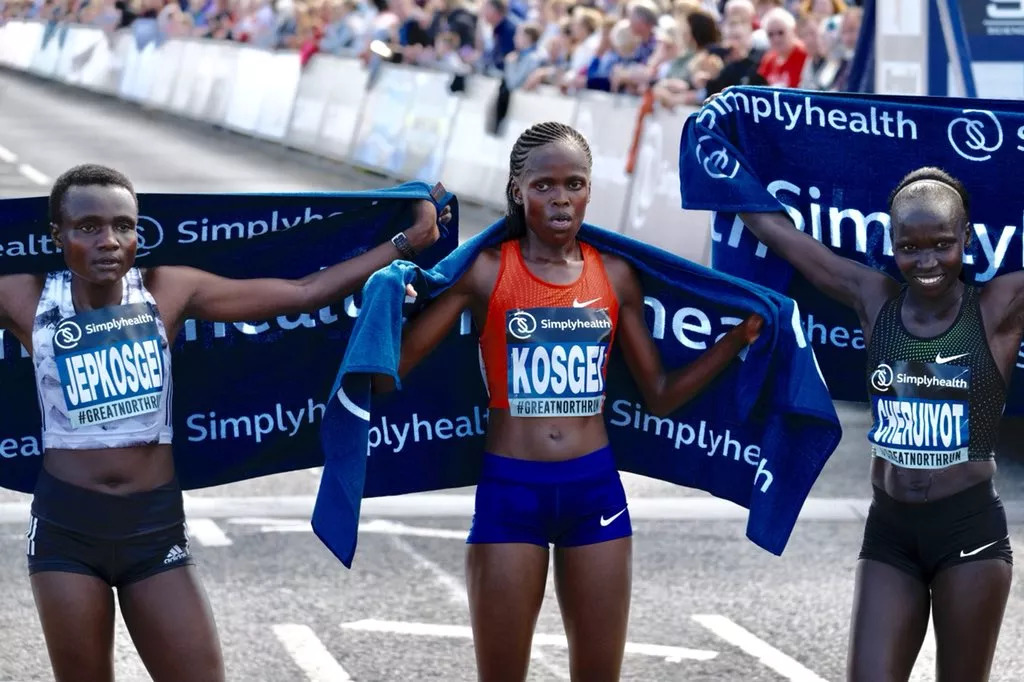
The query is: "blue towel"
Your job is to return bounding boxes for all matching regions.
[678,87,1024,411]
[314,220,842,567]
[0,181,456,493]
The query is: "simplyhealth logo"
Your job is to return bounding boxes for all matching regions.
[695,135,740,181]
[696,90,919,140]
[507,310,537,340]
[947,109,1004,162]
[0,208,332,260]
[130,207,334,257]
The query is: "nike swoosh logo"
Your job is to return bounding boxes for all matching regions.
[960,538,1003,558]
[573,297,601,308]
[936,352,969,364]
[600,508,627,527]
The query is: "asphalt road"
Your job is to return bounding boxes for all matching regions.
[0,68,1023,682]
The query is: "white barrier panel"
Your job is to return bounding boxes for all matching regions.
[167,39,205,117]
[395,70,459,183]
[254,51,302,140]
[433,76,501,206]
[0,22,18,66]
[348,65,419,176]
[309,58,370,161]
[61,27,119,95]
[285,55,339,153]
[572,91,640,235]
[28,23,63,77]
[1,21,44,70]
[194,42,238,122]
[351,65,460,183]
[622,105,711,264]
[52,24,92,81]
[222,47,274,134]
[119,39,158,102]
[146,39,184,110]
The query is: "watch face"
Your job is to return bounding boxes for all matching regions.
[393,233,415,257]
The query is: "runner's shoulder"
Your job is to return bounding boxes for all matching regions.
[463,245,502,298]
[0,272,45,304]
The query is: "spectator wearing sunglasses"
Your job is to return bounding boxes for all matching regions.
[756,6,805,87]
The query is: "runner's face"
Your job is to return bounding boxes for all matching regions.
[515,141,591,245]
[54,184,138,285]
[891,199,967,297]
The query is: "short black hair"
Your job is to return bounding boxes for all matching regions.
[49,164,137,225]
[888,166,970,227]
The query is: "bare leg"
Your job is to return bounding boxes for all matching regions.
[554,536,632,682]
[932,559,1012,682]
[466,543,550,682]
[31,572,116,682]
[846,559,930,682]
[118,565,225,682]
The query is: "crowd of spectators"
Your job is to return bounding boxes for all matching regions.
[1,0,864,95]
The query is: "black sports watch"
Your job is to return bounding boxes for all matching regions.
[391,232,417,259]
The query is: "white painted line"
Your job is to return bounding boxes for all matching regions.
[693,615,826,682]
[0,144,17,163]
[388,536,569,679]
[340,619,719,663]
[186,518,232,547]
[909,614,936,682]
[2,495,1018,525]
[390,536,467,607]
[273,624,353,682]
[229,518,310,532]
[229,517,466,540]
[17,163,49,185]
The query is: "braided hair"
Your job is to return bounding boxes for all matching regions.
[505,122,593,239]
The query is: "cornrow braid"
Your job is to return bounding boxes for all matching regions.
[505,121,593,239]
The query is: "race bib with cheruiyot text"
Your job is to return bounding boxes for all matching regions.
[53,303,165,428]
[867,359,970,469]
[506,306,612,418]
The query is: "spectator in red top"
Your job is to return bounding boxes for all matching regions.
[756,6,806,88]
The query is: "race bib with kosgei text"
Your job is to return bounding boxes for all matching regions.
[506,306,612,418]
[53,303,165,428]
[867,359,970,469]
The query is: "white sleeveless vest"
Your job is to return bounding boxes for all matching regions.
[31,268,174,450]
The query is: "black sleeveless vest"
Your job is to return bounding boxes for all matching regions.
[865,285,1005,468]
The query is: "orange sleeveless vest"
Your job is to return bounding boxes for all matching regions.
[478,240,620,416]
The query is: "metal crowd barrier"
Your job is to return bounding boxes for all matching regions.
[0,20,712,264]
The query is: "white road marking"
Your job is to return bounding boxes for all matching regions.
[340,619,719,663]
[16,163,48,185]
[0,144,17,163]
[693,615,827,682]
[388,536,570,679]
[909,614,936,682]
[186,518,232,547]
[273,624,353,682]
[229,517,466,540]
[3,494,1014,525]
[390,536,466,607]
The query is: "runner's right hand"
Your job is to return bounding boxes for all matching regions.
[404,200,441,253]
